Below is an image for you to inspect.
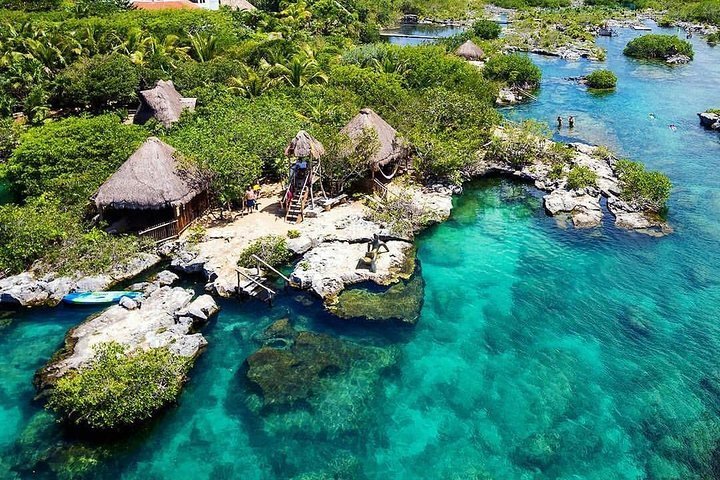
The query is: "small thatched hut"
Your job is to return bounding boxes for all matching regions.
[134,80,196,128]
[340,108,407,171]
[94,137,209,240]
[455,40,485,61]
[285,130,325,160]
[219,0,256,10]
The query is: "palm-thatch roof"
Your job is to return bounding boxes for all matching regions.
[134,80,196,128]
[455,40,485,61]
[94,137,207,210]
[219,0,256,10]
[340,108,406,167]
[284,130,325,159]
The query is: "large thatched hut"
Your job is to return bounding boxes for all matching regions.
[134,80,196,128]
[340,108,407,176]
[94,137,209,240]
[455,40,485,61]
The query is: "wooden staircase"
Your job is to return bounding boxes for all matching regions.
[285,183,309,224]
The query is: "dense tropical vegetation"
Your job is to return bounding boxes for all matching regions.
[0,0,685,276]
[47,342,191,430]
[623,34,694,61]
[585,69,617,89]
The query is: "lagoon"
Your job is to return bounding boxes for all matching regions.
[1,24,720,480]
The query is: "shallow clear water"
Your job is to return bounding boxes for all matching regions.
[2,24,720,480]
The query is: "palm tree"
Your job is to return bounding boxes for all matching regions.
[188,32,219,63]
[274,54,328,89]
[148,35,190,72]
[112,28,152,66]
[228,62,275,98]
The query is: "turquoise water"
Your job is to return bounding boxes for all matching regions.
[2,25,720,479]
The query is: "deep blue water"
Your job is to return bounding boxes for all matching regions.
[1,23,720,480]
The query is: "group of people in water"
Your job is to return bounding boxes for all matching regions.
[557,115,575,129]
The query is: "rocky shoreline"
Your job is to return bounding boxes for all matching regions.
[469,132,671,236]
[0,253,161,308]
[698,111,720,131]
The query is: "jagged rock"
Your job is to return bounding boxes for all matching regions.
[38,286,218,386]
[128,281,151,292]
[109,253,162,282]
[698,112,720,130]
[180,294,219,322]
[286,236,314,255]
[74,275,112,292]
[44,277,75,304]
[155,270,179,286]
[544,190,603,228]
[607,196,673,236]
[291,240,415,299]
[170,247,207,275]
[118,296,138,310]
[0,273,50,307]
[666,54,691,65]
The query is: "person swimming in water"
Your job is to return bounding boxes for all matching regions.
[669,124,677,131]
[649,113,656,120]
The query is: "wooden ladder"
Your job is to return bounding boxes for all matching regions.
[285,184,309,224]
[236,269,276,305]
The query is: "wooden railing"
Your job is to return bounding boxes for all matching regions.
[251,254,293,285]
[138,220,179,242]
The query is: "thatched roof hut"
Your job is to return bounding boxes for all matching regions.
[340,108,406,167]
[455,40,485,61]
[95,137,209,239]
[219,0,256,10]
[134,80,196,128]
[95,137,206,211]
[285,130,325,159]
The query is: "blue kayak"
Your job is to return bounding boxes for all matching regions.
[62,291,142,305]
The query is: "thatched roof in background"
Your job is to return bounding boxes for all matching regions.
[134,80,196,128]
[94,137,207,210]
[455,40,485,60]
[219,0,257,10]
[132,0,199,10]
[340,108,406,167]
[284,130,326,159]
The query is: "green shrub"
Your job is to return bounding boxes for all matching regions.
[5,114,147,205]
[483,54,542,88]
[0,196,71,275]
[471,19,502,40]
[623,34,694,61]
[706,108,720,115]
[286,229,301,239]
[566,165,598,190]
[585,69,617,89]
[47,342,191,431]
[56,53,140,111]
[237,234,291,268]
[615,159,672,212]
[708,32,720,45]
[486,120,549,169]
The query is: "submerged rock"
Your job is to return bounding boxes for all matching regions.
[244,320,397,418]
[330,275,424,325]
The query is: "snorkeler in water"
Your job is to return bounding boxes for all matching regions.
[669,124,677,131]
[649,113,656,120]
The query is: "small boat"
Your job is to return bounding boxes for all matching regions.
[62,291,142,305]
